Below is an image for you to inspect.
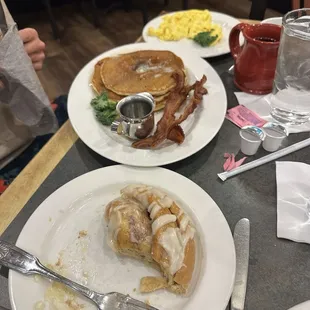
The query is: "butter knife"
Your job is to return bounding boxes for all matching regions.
[231,218,250,310]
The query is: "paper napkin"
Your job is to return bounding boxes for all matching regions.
[234,92,310,134]
[0,23,58,136]
[288,300,310,310]
[0,7,57,165]
[276,161,310,244]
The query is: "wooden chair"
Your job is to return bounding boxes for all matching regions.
[249,0,307,20]
[41,0,60,40]
[40,0,140,40]
[182,0,188,10]
[90,0,162,27]
[40,0,89,39]
[28,0,190,40]
[141,0,189,24]
[292,0,310,9]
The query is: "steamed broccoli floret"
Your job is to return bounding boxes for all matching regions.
[90,92,118,126]
[95,109,118,126]
[193,31,219,47]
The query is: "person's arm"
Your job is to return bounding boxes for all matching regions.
[19,28,46,71]
[1,1,46,71]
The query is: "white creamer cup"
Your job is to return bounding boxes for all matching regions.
[262,123,288,152]
[240,126,266,156]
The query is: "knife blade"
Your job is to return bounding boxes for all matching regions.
[231,218,250,310]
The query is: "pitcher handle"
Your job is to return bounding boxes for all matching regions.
[229,23,247,61]
[111,118,123,135]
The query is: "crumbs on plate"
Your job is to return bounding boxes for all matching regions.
[34,300,45,310]
[78,230,88,238]
[65,299,85,309]
[55,256,63,268]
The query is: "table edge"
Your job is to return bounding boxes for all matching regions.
[0,121,78,235]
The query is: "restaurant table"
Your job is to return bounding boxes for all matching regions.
[1,18,310,310]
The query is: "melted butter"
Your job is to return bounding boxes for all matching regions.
[113,205,128,212]
[122,185,172,210]
[136,192,150,208]
[148,201,157,213]
[159,226,195,275]
[107,209,122,249]
[159,228,183,275]
[136,63,149,73]
[150,188,165,199]
[159,196,173,208]
[152,214,176,234]
[178,209,184,218]
[180,215,190,232]
[135,63,170,74]
[150,204,161,220]
[163,67,173,73]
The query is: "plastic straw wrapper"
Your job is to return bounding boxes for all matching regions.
[218,138,310,181]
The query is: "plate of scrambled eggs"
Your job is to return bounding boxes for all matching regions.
[143,10,241,58]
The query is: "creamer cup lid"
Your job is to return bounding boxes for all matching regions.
[240,126,266,141]
[263,122,288,137]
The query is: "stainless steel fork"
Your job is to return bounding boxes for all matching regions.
[0,240,158,310]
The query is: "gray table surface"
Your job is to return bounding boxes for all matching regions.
[1,55,310,310]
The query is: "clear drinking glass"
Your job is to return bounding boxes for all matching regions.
[270,9,310,125]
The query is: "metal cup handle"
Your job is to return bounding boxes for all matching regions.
[138,92,154,103]
[111,118,123,135]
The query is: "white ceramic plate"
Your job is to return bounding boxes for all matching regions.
[142,11,240,58]
[9,165,236,310]
[288,301,310,310]
[261,17,282,26]
[67,42,227,167]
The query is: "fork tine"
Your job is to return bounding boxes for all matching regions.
[126,296,159,310]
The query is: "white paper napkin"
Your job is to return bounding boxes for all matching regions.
[276,161,310,243]
[234,92,310,134]
[288,300,310,310]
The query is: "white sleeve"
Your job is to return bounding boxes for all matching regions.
[1,0,14,25]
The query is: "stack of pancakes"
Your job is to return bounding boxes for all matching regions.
[91,50,186,111]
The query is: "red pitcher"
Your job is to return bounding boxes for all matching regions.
[229,23,282,94]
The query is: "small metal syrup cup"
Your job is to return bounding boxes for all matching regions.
[111,92,155,140]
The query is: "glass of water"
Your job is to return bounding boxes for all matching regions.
[270,9,310,125]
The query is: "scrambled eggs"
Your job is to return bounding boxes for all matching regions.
[148,10,223,46]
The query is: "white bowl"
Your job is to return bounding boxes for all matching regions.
[261,17,282,26]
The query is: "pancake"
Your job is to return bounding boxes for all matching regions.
[92,59,171,108]
[92,60,172,111]
[100,50,185,96]
[91,59,124,101]
[154,97,168,112]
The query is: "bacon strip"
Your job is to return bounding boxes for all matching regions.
[132,71,189,149]
[167,125,185,144]
[168,75,208,133]
[132,75,207,149]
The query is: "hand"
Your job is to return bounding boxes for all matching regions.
[19,28,46,71]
